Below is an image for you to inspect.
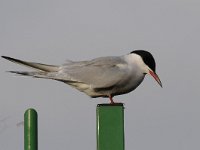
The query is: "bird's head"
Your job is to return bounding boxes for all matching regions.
[131,50,162,87]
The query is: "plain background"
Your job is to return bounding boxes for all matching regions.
[0,0,200,149]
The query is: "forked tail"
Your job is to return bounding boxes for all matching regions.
[2,56,59,77]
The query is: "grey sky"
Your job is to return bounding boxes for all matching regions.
[0,0,200,149]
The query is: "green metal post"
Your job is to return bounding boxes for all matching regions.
[24,108,38,150]
[96,103,124,150]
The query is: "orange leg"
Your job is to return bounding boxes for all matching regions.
[109,95,115,104]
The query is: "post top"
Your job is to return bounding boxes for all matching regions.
[97,103,124,107]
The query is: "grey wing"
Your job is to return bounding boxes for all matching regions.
[58,56,128,88]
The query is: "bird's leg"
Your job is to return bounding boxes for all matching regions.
[109,95,115,104]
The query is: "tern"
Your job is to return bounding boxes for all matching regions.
[2,50,162,104]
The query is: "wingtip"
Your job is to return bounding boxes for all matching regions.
[1,56,21,63]
[2,56,11,60]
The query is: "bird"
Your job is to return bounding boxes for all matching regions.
[2,50,162,104]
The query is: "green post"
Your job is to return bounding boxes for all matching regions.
[96,103,124,150]
[24,108,38,150]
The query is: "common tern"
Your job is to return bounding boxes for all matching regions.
[2,50,162,103]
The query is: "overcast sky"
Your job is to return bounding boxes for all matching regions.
[0,0,200,150]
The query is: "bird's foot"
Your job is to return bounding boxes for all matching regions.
[109,95,115,104]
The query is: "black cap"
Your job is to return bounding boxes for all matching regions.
[131,50,156,72]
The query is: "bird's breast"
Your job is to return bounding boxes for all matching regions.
[112,73,145,96]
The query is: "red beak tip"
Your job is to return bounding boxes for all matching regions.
[149,70,162,88]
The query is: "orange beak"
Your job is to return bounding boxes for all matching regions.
[149,70,162,87]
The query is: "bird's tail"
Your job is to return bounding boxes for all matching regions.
[2,56,59,78]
